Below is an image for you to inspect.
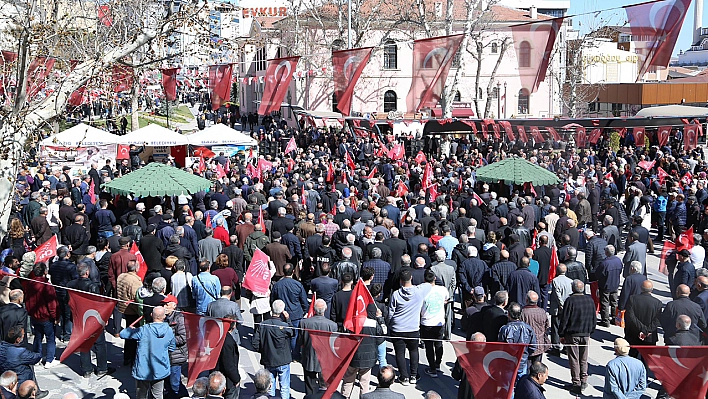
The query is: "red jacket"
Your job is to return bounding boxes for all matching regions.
[213,226,230,247]
[23,276,57,322]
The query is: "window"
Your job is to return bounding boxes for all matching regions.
[452,50,461,68]
[332,92,339,112]
[383,90,397,112]
[491,87,499,99]
[383,40,397,69]
[477,87,483,99]
[454,91,461,101]
[518,88,529,114]
[491,42,498,53]
[518,41,531,68]
[255,46,267,71]
[332,39,345,51]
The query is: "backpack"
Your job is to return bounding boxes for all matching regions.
[0,275,16,305]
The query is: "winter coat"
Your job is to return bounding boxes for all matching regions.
[166,311,188,365]
[350,320,384,369]
[0,341,41,386]
[119,321,176,381]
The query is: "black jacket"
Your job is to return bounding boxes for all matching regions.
[532,246,552,286]
[63,224,90,255]
[584,236,608,278]
[624,292,662,345]
[670,329,701,346]
[350,322,385,369]
[298,315,337,372]
[565,261,588,284]
[216,332,241,391]
[481,305,507,342]
[382,237,407,272]
[661,297,706,345]
[252,316,293,368]
[140,234,164,271]
[0,304,27,344]
[558,293,596,337]
[221,245,245,280]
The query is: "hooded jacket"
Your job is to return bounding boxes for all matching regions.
[386,283,432,333]
[120,321,176,381]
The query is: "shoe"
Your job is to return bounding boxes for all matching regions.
[424,368,438,378]
[569,385,582,395]
[83,372,92,379]
[96,367,117,377]
[599,321,610,327]
[36,390,49,399]
[397,378,409,386]
[548,348,561,357]
[581,382,588,391]
[409,377,417,385]
[44,359,61,369]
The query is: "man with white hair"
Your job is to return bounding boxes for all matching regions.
[596,245,623,327]
[252,300,294,399]
[298,299,337,395]
[618,261,646,312]
[459,246,487,308]
[383,227,408,272]
[603,338,646,398]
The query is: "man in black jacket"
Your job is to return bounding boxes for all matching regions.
[140,225,164,272]
[66,263,111,377]
[559,279,596,395]
[298,299,337,395]
[0,290,27,345]
[661,284,706,345]
[624,280,662,359]
[583,230,607,282]
[49,246,78,342]
[216,315,241,399]
[532,235,552,309]
[252,299,293,399]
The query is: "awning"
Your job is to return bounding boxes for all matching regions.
[41,123,120,147]
[429,107,475,118]
[118,124,190,146]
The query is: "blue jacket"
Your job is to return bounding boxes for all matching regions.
[508,268,541,305]
[458,257,488,294]
[120,322,176,381]
[191,272,221,315]
[603,355,646,399]
[498,320,537,377]
[672,201,687,226]
[597,256,623,292]
[93,208,116,233]
[271,277,308,320]
[0,341,41,386]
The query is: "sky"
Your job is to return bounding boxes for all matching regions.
[568,0,707,56]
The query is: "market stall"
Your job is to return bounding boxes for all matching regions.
[40,123,120,175]
[118,124,190,165]
[187,123,257,157]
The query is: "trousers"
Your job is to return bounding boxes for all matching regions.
[391,331,420,380]
[566,335,589,386]
[600,290,618,323]
[136,379,164,399]
[341,367,372,398]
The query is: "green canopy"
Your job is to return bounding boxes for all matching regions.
[475,157,561,186]
[102,162,212,197]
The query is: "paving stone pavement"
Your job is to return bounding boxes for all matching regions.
[35,246,672,399]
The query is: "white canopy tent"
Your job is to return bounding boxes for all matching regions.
[40,123,119,147]
[635,105,708,117]
[188,124,258,146]
[118,124,190,146]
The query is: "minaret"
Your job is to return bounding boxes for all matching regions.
[695,0,704,45]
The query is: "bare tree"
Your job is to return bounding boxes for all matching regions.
[0,0,209,234]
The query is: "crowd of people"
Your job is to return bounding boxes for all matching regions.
[0,113,706,399]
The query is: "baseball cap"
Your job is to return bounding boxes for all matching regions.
[161,294,178,304]
[474,286,485,297]
[678,249,691,257]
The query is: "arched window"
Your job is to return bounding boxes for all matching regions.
[491,87,499,99]
[477,87,483,99]
[491,42,498,53]
[383,90,397,112]
[332,92,339,112]
[518,88,530,114]
[454,91,461,101]
[383,40,397,69]
[519,41,531,68]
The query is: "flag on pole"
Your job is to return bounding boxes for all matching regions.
[406,34,465,112]
[308,331,363,399]
[332,47,374,116]
[130,242,148,280]
[635,345,708,399]
[343,279,375,334]
[60,291,116,362]
[451,341,526,399]
[242,248,272,295]
[307,293,317,318]
[510,17,565,93]
[34,235,58,264]
[258,57,300,115]
[184,313,231,387]
[209,64,233,110]
[657,126,671,146]
[284,137,297,155]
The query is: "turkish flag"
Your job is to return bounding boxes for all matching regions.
[366,167,376,180]
[657,167,669,185]
[548,246,558,284]
[112,65,133,93]
[307,292,316,318]
[242,248,272,296]
[326,162,335,183]
[589,281,600,314]
[472,191,484,206]
[60,291,116,362]
[215,163,226,179]
[414,151,427,164]
[34,235,58,264]
[479,122,489,140]
[635,346,708,399]
[259,57,300,115]
[68,86,88,107]
[284,137,297,155]
[633,127,646,147]
[26,57,56,98]
[451,341,526,399]
[659,240,676,275]
[209,64,233,111]
[332,47,373,116]
[575,126,586,148]
[184,313,230,387]
[624,0,691,77]
[498,121,515,141]
[429,183,439,202]
[677,226,694,251]
[407,34,464,112]
[258,158,273,173]
[516,126,528,143]
[130,242,147,280]
[394,181,409,198]
[685,124,698,151]
[482,119,499,140]
[117,144,130,160]
[681,172,693,188]
[529,126,544,142]
[97,4,112,26]
[638,160,655,171]
[588,128,602,145]
[345,151,356,171]
[246,163,260,181]
[421,163,433,190]
[343,279,375,333]
[510,17,565,93]
[161,68,180,102]
[657,126,671,146]
[460,120,478,135]
[388,144,404,160]
[309,330,363,399]
[546,126,561,141]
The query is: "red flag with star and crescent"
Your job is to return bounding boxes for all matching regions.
[516,126,528,143]
[635,346,708,399]
[184,313,231,387]
[34,235,57,264]
[309,331,363,399]
[259,56,300,115]
[343,279,375,334]
[130,241,148,280]
[332,47,374,116]
[638,160,655,171]
[451,341,526,399]
[685,124,699,151]
[657,167,669,185]
[394,181,409,198]
[284,137,297,155]
[307,292,317,318]
[529,126,544,142]
[657,126,671,146]
[421,162,433,190]
[60,291,117,362]
[633,127,646,148]
[345,151,356,172]
[677,227,694,251]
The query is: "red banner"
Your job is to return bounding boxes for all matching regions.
[421,162,433,190]
[638,160,655,171]
[0,51,17,97]
[685,124,698,151]
[97,4,113,26]
[343,279,375,334]
[635,346,708,399]
[451,341,525,399]
[184,313,230,387]
[624,0,691,78]
[34,235,57,264]
[657,126,671,146]
[394,181,409,198]
[406,34,464,112]
[387,144,404,160]
[332,47,373,116]
[27,57,56,98]
[414,151,427,164]
[498,121,515,141]
[209,64,233,111]
[60,291,116,362]
[575,126,586,148]
[130,242,147,281]
[161,68,180,102]
[258,57,299,115]
[117,144,130,160]
[112,65,133,93]
[590,281,600,314]
[546,126,561,141]
[658,167,669,185]
[284,137,297,155]
[516,126,528,143]
[310,331,362,399]
[529,126,544,142]
[633,127,646,147]
[242,248,272,296]
[511,18,565,93]
[588,128,602,144]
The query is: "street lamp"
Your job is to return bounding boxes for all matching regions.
[496,81,501,118]
[503,81,507,119]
